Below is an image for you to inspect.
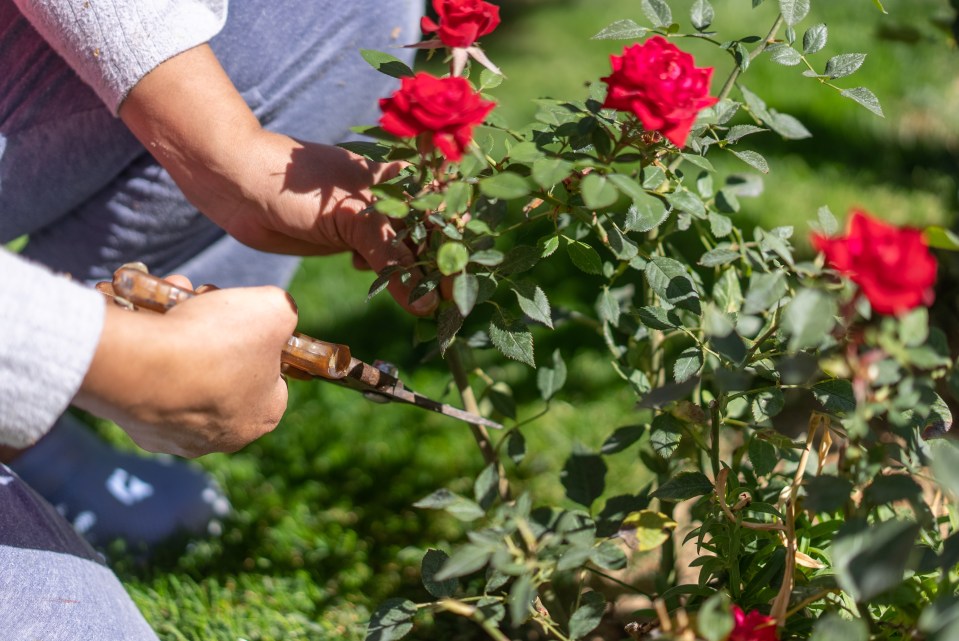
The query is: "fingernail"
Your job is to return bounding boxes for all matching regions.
[285,292,299,314]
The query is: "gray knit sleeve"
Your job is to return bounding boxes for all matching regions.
[11,0,228,114]
[0,250,105,448]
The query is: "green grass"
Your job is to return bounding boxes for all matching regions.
[115,2,959,638]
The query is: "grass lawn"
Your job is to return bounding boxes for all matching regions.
[114,1,959,639]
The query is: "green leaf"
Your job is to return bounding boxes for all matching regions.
[697,593,734,641]
[804,475,853,513]
[803,23,828,54]
[508,574,535,627]
[813,379,857,414]
[752,389,785,422]
[667,188,706,218]
[561,450,608,507]
[713,269,744,314]
[924,226,959,251]
[729,149,769,173]
[651,471,713,501]
[508,141,544,163]
[825,53,867,79]
[437,305,463,356]
[743,271,787,315]
[581,173,619,209]
[470,249,504,267]
[832,520,920,602]
[360,49,415,78]
[567,241,604,275]
[507,431,526,465]
[421,549,458,598]
[339,140,392,162]
[625,193,670,233]
[453,273,479,317]
[645,257,701,314]
[531,157,574,189]
[767,43,802,66]
[725,124,767,143]
[650,413,683,458]
[479,172,531,200]
[749,435,778,476]
[863,474,922,507]
[474,463,500,510]
[637,305,678,330]
[810,613,869,641]
[513,282,553,328]
[366,598,417,641]
[690,0,714,30]
[674,346,703,384]
[641,0,672,27]
[699,248,739,267]
[537,349,567,401]
[489,314,535,368]
[618,510,677,551]
[778,0,810,26]
[840,87,884,117]
[374,198,409,218]
[569,592,607,640]
[499,245,541,276]
[413,489,485,521]
[818,205,839,236]
[783,288,837,350]
[444,181,472,214]
[930,440,959,499]
[437,242,469,276]
[598,287,621,326]
[709,212,733,238]
[435,544,492,580]
[601,425,647,454]
[592,18,649,40]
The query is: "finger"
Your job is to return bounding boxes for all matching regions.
[162,273,195,291]
[351,251,372,271]
[346,213,438,316]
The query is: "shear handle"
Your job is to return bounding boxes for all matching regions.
[110,267,352,380]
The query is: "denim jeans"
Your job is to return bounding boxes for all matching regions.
[0,0,423,289]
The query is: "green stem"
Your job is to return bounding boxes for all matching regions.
[709,399,722,480]
[717,14,786,103]
[447,341,511,501]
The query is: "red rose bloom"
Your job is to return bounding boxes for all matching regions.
[421,0,501,48]
[811,209,937,316]
[729,606,778,641]
[601,36,718,148]
[379,72,495,161]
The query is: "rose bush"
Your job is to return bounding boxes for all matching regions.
[346,1,959,640]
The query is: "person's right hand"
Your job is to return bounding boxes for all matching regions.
[118,45,437,317]
[73,279,298,458]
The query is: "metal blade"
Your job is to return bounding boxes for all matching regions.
[326,359,503,430]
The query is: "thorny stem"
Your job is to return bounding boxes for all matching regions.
[447,342,510,501]
[709,399,722,480]
[438,600,511,641]
[717,13,786,103]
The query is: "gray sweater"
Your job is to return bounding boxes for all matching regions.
[1,0,227,447]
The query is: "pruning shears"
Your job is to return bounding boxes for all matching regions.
[97,265,502,431]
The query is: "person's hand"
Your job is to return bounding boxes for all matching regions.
[118,45,437,316]
[73,277,297,458]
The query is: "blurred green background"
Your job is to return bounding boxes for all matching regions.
[117,1,959,639]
